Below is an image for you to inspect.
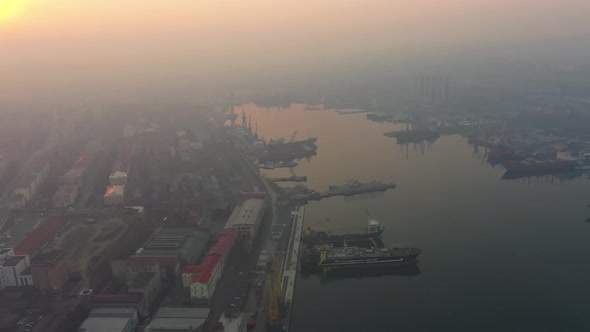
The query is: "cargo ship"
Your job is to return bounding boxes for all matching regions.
[258,138,318,162]
[303,243,421,269]
[503,159,576,173]
[327,180,396,196]
[302,219,384,245]
[384,130,439,143]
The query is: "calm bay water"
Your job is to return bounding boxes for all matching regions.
[243,103,590,332]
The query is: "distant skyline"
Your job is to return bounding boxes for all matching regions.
[2,0,590,106]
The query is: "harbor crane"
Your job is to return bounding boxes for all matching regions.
[289,131,298,143]
[269,253,282,331]
[241,106,247,128]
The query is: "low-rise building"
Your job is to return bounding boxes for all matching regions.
[52,184,79,208]
[89,293,146,318]
[78,308,138,332]
[104,185,125,206]
[182,229,236,301]
[126,255,179,281]
[0,249,31,290]
[127,272,161,312]
[6,193,26,209]
[63,167,84,186]
[109,171,128,186]
[30,249,69,292]
[146,307,210,332]
[225,199,266,239]
[189,254,221,301]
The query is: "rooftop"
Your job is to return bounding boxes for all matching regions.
[90,293,143,304]
[110,171,127,178]
[55,184,77,194]
[129,272,157,289]
[89,307,136,317]
[32,249,65,265]
[127,255,178,266]
[225,198,266,228]
[155,307,210,319]
[64,167,83,178]
[2,255,25,267]
[79,317,132,332]
[149,318,206,331]
[13,218,62,255]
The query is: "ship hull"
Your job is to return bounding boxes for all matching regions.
[302,228,385,245]
[319,256,419,269]
[503,160,576,173]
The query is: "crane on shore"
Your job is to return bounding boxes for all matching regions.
[289,131,298,143]
[269,253,283,331]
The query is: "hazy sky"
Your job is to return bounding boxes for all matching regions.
[1,0,589,106]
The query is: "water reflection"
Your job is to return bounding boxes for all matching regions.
[501,170,588,182]
[301,265,421,286]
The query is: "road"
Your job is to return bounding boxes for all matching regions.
[201,131,281,332]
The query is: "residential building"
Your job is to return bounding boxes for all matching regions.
[63,167,84,186]
[30,249,69,291]
[109,171,128,186]
[52,184,79,208]
[78,308,138,332]
[6,193,26,209]
[104,185,125,206]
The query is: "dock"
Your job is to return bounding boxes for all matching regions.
[269,176,308,183]
[281,206,304,331]
[288,181,396,204]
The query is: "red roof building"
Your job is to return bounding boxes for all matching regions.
[14,218,62,256]
[184,229,237,301]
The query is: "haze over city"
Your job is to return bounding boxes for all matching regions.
[2,0,590,106]
[2,1,590,332]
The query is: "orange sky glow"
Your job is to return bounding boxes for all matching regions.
[1,0,589,105]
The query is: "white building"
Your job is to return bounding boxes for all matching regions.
[0,248,31,290]
[225,199,267,238]
[79,308,139,332]
[189,254,221,301]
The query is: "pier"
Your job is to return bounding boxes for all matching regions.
[281,206,305,331]
[288,181,397,204]
[269,176,308,183]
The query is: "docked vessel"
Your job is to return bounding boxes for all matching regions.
[303,244,421,269]
[327,180,396,197]
[302,219,384,245]
[384,130,439,143]
[258,138,318,162]
[502,159,576,173]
